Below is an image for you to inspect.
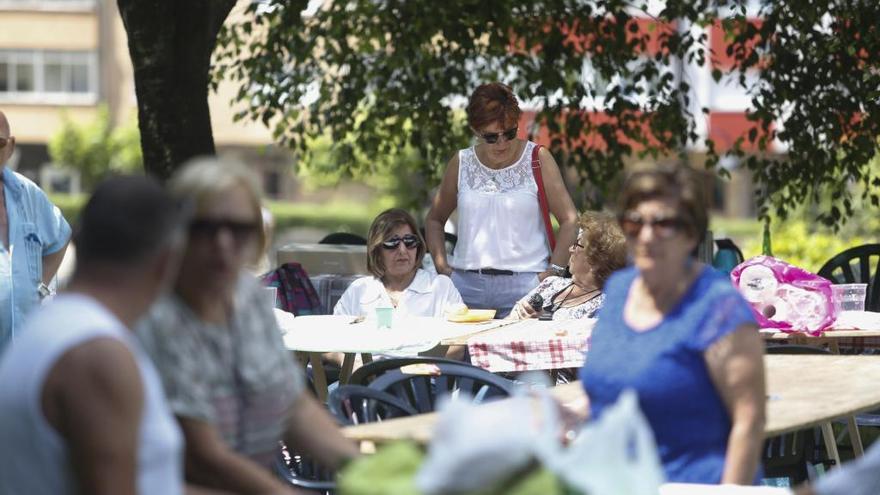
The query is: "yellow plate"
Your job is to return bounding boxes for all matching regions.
[446,309,497,323]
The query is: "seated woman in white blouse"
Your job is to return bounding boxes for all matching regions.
[333,209,464,358]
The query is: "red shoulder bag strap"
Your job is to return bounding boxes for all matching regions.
[530,144,556,251]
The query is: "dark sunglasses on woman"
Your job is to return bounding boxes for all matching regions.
[382,234,420,250]
[618,212,686,239]
[479,126,518,144]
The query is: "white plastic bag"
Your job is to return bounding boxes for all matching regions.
[536,389,665,495]
[415,393,542,494]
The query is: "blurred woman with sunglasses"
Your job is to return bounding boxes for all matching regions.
[425,82,578,318]
[335,208,462,319]
[578,164,765,485]
[137,157,357,494]
[509,211,626,321]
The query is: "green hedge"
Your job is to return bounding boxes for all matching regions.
[48,193,87,227]
[713,216,874,274]
[265,199,381,236]
[48,193,380,236]
[741,220,870,273]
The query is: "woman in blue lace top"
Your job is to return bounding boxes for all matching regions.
[579,164,766,484]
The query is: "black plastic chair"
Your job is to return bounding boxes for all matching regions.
[762,345,834,485]
[274,444,335,494]
[368,362,517,414]
[319,232,367,245]
[328,384,419,425]
[817,243,880,312]
[348,356,465,387]
[716,238,745,262]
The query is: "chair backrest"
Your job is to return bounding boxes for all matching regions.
[348,356,466,386]
[713,238,745,274]
[368,362,517,414]
[274,446,335,493]
[817,243,880,311]
[328,384,419,425]
[320,232,368,245]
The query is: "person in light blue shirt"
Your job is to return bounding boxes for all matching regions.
[0,110,71,352]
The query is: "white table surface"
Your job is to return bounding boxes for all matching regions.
[277,314,517,354]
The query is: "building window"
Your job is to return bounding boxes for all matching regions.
[0,1,96,12]
[0,50,97,104]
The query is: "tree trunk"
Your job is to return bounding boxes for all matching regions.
[117,0,236,181]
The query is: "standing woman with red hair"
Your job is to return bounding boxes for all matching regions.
[426,82,578,318]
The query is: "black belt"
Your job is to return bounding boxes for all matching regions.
[464,268,515,276]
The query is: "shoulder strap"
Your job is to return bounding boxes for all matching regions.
[530,144,556,251]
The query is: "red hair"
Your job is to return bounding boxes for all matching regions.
[466,82,522,131]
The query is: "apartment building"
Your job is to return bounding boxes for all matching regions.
[0,0,310,198]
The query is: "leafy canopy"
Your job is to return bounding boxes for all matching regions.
[214,0,880,225]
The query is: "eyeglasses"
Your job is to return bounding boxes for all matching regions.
[479,126,518,144]
[382,234,420,250]
[189,218,260,244]
[573,239,585,250]
[619,212,687,239]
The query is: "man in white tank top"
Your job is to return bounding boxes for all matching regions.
[0,176,196,494]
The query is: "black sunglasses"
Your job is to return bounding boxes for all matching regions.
[479,126,518,144]
[382,234,420,250]
[189,219,260,243]
[0,136,9,149]
[618,212,687,239]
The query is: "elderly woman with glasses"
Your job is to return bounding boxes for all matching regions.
[425,82,578,318]
[136,157,357,494]
[334,208,462,319]
[578,164,765,485]
[509,211,626,321]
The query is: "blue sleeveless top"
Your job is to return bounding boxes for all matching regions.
[579,266,758,484]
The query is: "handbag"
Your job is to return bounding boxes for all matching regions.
[530,144,557,251]
[261,262,322,316]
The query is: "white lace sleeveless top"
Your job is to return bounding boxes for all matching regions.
[453,140,550,272]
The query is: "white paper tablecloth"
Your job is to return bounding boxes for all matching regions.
[277,314,514,355]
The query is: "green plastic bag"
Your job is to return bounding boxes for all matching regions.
[337,442,424,495]
[337,441,575,495]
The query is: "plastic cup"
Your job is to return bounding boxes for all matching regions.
[263,287,278,309]
[831,283,867,313]
[375,307,393,329]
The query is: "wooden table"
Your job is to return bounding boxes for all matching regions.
[762,329,880,354]
[343,355,880,459]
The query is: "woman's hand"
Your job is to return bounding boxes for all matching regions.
[509,300,538,320]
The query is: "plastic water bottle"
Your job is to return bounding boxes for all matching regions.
[762,219,773,257]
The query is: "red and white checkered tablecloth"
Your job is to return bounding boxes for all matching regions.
[467,319,595,373]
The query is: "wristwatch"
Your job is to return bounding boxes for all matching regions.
[549,263,567,277]
[38,282,53,299]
